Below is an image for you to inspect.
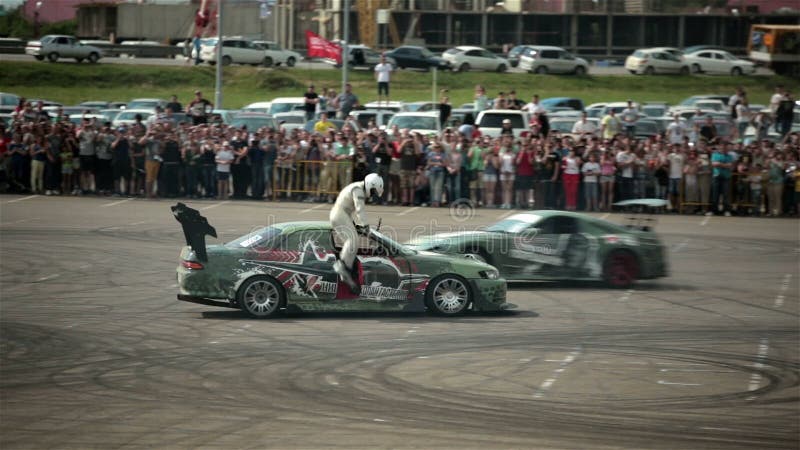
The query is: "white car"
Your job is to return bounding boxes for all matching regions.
[200,37,272,66]
[112,109,154,127]
[475,109,530,138]
[242,102,272,113]
[267,97,305,115]
[442,46,509,72]
[352,110,395,129]
[363,101,407,113]
[386,112,441,136]
[253,40,302,67]
[26,35,103,63]
[126,98,167,111]
[625,48,690,75]
[518,46,588,75]
[683,50,757,76]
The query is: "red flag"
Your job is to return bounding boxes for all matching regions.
[305,30,341,64]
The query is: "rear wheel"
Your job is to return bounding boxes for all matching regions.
[238,276,284,318]
[286,56,296,67]
[496,64,507,73]
[47,52,59,63]
[644,66,655,75]
[574,65,587,76]
[221,55,232,66]
[426,275,471,316]
[691,63,701,74]
[603,251,639,288]
[458,62,470,72]
[731,66,742,76]
[87,52,99,64]
[262,56,273,67]
[535,65,548,75]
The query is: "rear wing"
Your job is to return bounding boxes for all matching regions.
[171,203,217,262]
[613,199,668,232]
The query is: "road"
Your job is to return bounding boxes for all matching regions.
[0,53,777,76]
[1,195,797,449]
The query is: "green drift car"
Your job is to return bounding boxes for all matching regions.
[172,203,511,318]
[405,206,668,288]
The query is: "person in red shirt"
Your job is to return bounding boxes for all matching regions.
[515,142,536,209]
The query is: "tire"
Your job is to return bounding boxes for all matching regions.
[34,55,44,61]
[691,63,701,74]
[534,65,548,75]
[286,56,296,67]
[644,66,655,75]
[87,52,99,64]
[262,56,273,67]
[221,55,232,66]
[47,52,59,63]
[731,66,742,76]
[496,64,507,73]
[574,65,587,76]
[459,63,470,72]
[425,275,471,316]
[603,250,639,289]
[679,66,689,75]
[238,276,284,318]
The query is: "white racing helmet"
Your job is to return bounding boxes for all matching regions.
[364,173,384,197]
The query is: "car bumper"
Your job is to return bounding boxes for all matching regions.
[469,278,512,312]
[176,264,228,299]
[25,48,43,56]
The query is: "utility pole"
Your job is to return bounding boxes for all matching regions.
[341,0,350,95]
[214,0,223,109]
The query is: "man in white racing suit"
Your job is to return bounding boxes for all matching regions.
[330,173,384,295]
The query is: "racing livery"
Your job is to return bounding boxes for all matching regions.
[172,204,510,318]
[405,209,668,288]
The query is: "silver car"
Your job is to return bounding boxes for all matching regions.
[518,46,588,75]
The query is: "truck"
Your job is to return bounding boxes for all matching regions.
[748,24,800,77]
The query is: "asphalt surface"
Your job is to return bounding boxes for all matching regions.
[1,195,798,449]
[0,53,777,76]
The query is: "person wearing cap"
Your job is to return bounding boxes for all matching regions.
[187,90,213,125]
[500,118,514,137]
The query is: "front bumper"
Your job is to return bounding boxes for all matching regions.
[469,278,513,312]
[25,48,43,56]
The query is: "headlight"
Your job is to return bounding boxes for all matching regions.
[479,269,499,280]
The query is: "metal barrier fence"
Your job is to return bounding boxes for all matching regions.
[271,160,353,201]
[679,173,766,214]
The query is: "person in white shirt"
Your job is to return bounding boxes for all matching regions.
[581,152,601,211]
[666,114,687,145]
[735,100,750,142]
[769,85,784,117]
[374,55,393,106]
[667,145,685,211]
[621,100,639,137]
[523,94,545,115]
[571,111,597,137]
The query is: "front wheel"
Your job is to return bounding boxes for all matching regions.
[426,275,471,316]
[691,63,701,74]
[535,65,548,75]
[286,56,296,67]
[221,55,232,66]
[574,65,587,76]
[47,52,59,63]
[458,63,470,72]
[603,251,639,289]
[87,52,99,64]
[238,276,284,318]
[731,66,743,76]
[644,66,655,75]
[496,64,507,73]
[262,56,273,67]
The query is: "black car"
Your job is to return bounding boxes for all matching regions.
[385,46,450,71]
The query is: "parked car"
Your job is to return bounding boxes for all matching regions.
[647,47,684,61]
[200,37,271,66]
[601,102,642,116]
[242,102,272,113]
[266,97,305,115]
[518,46,588,75]
[475,109,531,138]
[386,112,441,136]
[25,35,103,63]
[631,119,661,139]
[677,95,730,108]
[363,101,407,113]
[641,103,669,118]
[253,40,303,67]
[126,98,167,111]
[68,113,107,126]
[384,46,450,71]
[507,44,534,68]
[442,46,509,72]
[0,92,20,114]
[624,48,690,75]
[405,101,437,112]
[549,117,600,138]
[352,110,395,129]
[693,100,726,112]
[540,97,585,112]
[335,44,396,69]
[683,50,756,75]
[79,101,109,109]
[229,112,277,131]
[112,109,154,127]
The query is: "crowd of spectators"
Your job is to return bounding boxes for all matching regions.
[1,85,798,217]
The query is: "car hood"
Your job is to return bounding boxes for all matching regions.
[406,230,499,250]
[410,249,498,274]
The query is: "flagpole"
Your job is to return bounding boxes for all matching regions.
[214,0,223,109]
[341,0,349,96]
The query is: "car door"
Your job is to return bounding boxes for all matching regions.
[53,36,69,56]
[508,215,594,279]
[272,229,339,303]
[540,50,559,72]
[558,50,576,73]
[462,49,480,70]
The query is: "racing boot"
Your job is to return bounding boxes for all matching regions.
[334,259,361,295]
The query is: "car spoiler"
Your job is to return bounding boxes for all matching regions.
[171,202,217,262]
[613,198,668,232]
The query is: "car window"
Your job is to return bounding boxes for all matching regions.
[56,37,68,44]
[478,113,524,128]
[633,50,645,58]
[560,52,574,60]
[553,216,579,234]
[226,226,282,249]
[697,52,711,59]
[284,229,333,252]
[388,115,437,130]
[540,50,558,59]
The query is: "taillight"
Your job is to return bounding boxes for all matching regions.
[182,260,204,270]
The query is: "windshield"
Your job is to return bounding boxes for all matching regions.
[550,119,576,133]
[118,111,152,120]
[269,102,301,114]
[226,226,281,249]
[420,49,435,58]
[487,216,542,233]
[389,115,437,131]
[479,113,524,128]
[128,101,159,109]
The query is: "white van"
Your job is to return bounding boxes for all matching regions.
[475,109,530,138]
[267,97,306,115]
